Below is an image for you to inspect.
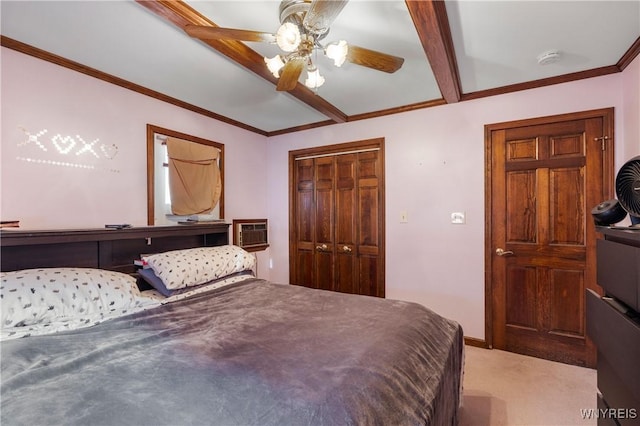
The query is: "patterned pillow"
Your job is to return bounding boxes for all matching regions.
[142,245,256,290]
[1,268,147,329]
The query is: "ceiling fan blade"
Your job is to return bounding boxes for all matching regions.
[346,45,405,73]
[184,25,276,43]
[303,0,349,35]
[276,58,305,91]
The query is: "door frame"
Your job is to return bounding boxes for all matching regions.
[288,138,386,295]
[484,108,615,350]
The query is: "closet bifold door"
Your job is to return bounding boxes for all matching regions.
[289,139,385,298]
[314,156,336,290]
[292,157,316,288]
[355,150,383,297]
[335,153,357,294]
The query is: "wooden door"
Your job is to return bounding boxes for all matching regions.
[486,108,614,368]
[290,139,385,297]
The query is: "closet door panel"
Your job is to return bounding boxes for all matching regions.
[359,255,381,297]
[295,159,314,245]
[314,157,334,245]
[295,251,314,288]
[316,249,335,290]
[336,255,355,293]
[357,151,380,249]
[356,151,383,296]
[336,155,356,246]
[293,158,315,286]
[336,154,357,293]
[314,157,335,290]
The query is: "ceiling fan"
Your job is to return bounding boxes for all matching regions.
[184,0,405,92]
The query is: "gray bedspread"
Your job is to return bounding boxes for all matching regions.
[1,279,463,426]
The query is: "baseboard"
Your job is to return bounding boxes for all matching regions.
[464,336,487,348]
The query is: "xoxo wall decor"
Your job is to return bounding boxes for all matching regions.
[17,127,120,173]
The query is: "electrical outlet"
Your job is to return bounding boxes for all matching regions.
[451,212,466,224]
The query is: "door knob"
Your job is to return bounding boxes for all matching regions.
[316,243,328,251]
[495,248,514,256]
[342,245,352,253]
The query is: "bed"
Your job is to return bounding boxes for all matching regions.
[1,225,464,426]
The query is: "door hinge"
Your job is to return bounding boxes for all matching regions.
[594,135,609,151]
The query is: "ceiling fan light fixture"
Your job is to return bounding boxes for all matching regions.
[276,22,301,52]
[265,55,285,78]
[305,66,325,89]
[302,0,348,35]
[185,0,404,93]
[326,40,348,67]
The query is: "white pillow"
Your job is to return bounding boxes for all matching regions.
[143,245,256,290]
[1,268,147,329]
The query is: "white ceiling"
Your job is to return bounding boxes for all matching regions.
[1,1,639,135]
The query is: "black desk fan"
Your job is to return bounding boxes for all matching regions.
[592,155,640,226]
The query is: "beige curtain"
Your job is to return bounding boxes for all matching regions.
[166,137,221,216]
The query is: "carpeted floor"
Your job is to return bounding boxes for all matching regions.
[459,345,597,426]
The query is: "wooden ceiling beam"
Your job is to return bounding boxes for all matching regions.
[135,0,348,123]
[405,0,461,104]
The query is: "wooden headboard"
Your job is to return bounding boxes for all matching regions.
[0,224,230,275]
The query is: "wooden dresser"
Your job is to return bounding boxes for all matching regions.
[586,227,640,425]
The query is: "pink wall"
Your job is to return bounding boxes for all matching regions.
[266,56,640,339]
[621,55,640,161]
[0,47,272,276]
[2,47,638,340]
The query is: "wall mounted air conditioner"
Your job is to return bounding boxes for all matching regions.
[233,219,269,252]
